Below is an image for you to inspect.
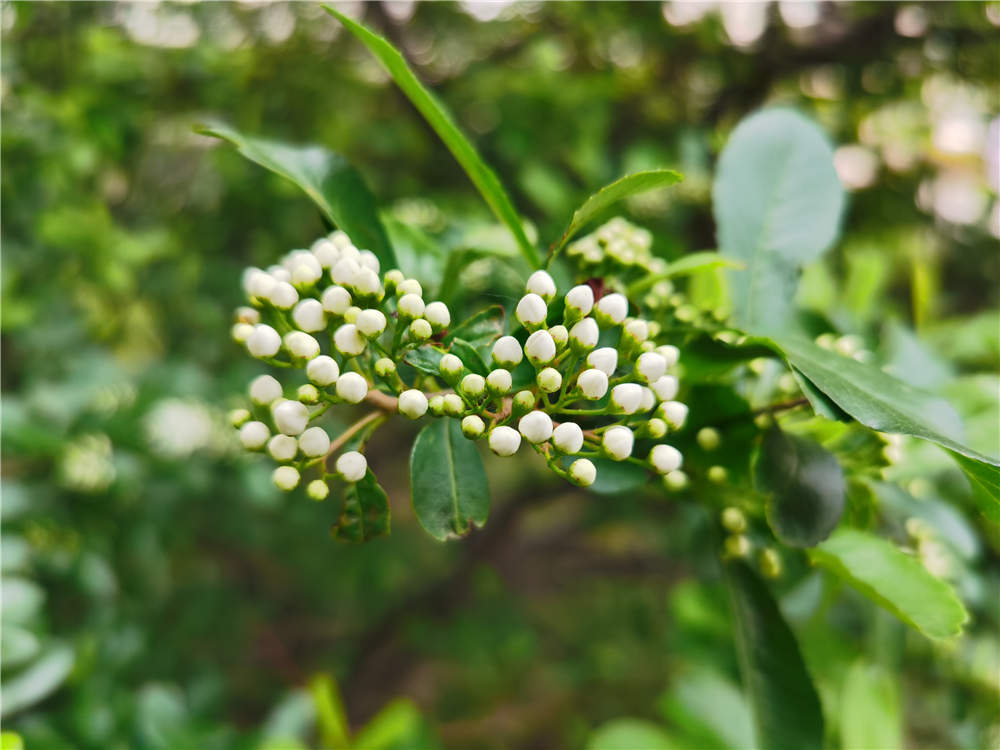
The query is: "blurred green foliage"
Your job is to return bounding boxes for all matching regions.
[2,2,998,749]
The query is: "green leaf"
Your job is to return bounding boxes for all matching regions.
[443,305,505,347]
[724,561,824,750]
[658,667,755,750]
[409,419,490,541]
[809,529,969,638]
[559,457,649,495]
[437,248,518,307]
[550,169,683,260]
[0,732,25,750]
[586,719,678,750]
[325,8,540,268]
[308,674,350,750]
[626,251,743,297]
[353,698,440,750]
[839,660,902,750]
[790,368,849,422]
[755,428,846,547]
[713,109,844,332]
[332,470,390,542]
[448,338,489,376]
[196,123,395,269]
[382,215,446,287]
[948,450,1000,523]
[404,345,447,376]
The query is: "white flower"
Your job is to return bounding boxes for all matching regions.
[232,323,255,343]
[549,324,568,347]
[299,426,331,457]
[330,230,351,248]
[569,458,596,487]
[334,324,367,356]
[658,400,689,429]
[398,389,429,419]
[602,426,634,461]
[247,324,282,358]
[292,299,326,332]
[358,250,380,273]
[623,319,649,343]
[268,281,299,310]
[656,344,680,368]
[336,451,367,482]
[307,479,330,500]
[553,422,584,454]
[268,265,291,283]
[515,293,547,327]
[640,387,656,412]
[331,258,361,287]
[306,355,340,386]
[356,309,387,337]
[239,421,270,450]
[442,393,464,416]
[353,268,383,297]
[283,249,321,276]
[596,293,628,324]
[460,374,486,397]
[577,369,609,400]
[336,372,368,403]
[536,367,562,393]
[569,318,599,349]
[518,410,553,443]
[587,347,618,375]
[492,336,523,367]
[635,352,666,383]
[651,375,678,402]
[292,263,321,286]
[398,293,425,318]
[273,465,300,491]
[525,329,556,365]
[611,383,643,414]
[649,444,683,474]
[565,284,594,316]
[424,301,451,329]
[396,278,422,297]
[322,286,352,315]
[273,400,309,436]
[311,238,339,268]
[249,374,283,405]
[462,415,485,439]
[489,425,522,456]
[525,270,557,300]
[486,368,512,394]
[284,331,320,360]
[338,244,360,262]
[244,268,275,299]
[235,306,260,324]
[268,434,298,461]
[439,353,464,379]
[409,319,432,340]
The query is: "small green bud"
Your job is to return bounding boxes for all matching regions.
[442,393,464,416]
[307,479,330,501]
[724,534,751,559]
[697,427,721,451]
[662,469,688,491]
[396,278,422,298]
[549,324,568,349]
[229,408,251,427]
[754,413,773,430]
[721,507,747,533]
[707,465,728,484]
[374,358,397,378]
[409,318,432,341]
[461,415,486,439]
[536,367,562,394]
[512,390,535,415]
[486,368,512,395]
[460,373,486,398]
[439,353,463,381]
[297,384,320,404]
[758,547,782,578]
[428,395,447,416]
[383,269,405,294]
[645,418,667,439]
[343,306,361,323]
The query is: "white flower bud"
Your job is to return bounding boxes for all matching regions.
[299,426,331,457]
[442,393,464,416]
[611,383,643,414]
[306,355,340,386]
[525,329,556,365]
[462,415,485,439]
[292,263,321,286]
[603,426,634,461]
[383,269,405,291]
[439,354,464,379]
[331,258,361,287]
[568,458,596,487]
[428,395,446,416]
[297,384,319,403]
[273,400,309,436]
[249,374,283,405]
[651,375,679,402]
[284,331,320,360]
[492,336,523,367]
[333,324,366,356]
[424,301,451,329]
[656,344,680,368]
[322,286,352,315]
[268,281,299,310]
[374,358,397,378]
[658,400,689,430]
[647,418,667,439]
[650,444,683,474]
[623,319,649,343]
[292,299,326,332]
[536,367,562,393]
[409,319,432,341]
[569,318,599,349]
[273,465,300,491]
[335,372,368,404]
[489,426,521,456]
[396,278,422,297]
[596,293,628,324]
[577,369,609,400]
[587,347,618,375]
[518,410,553,444]
[398,293,425,319]
[552,422,584,454]
[515,293,547,327]
[344,306,361,324]
[244,268,276,300]
[353,267,383,297]
[311,238,339,268]
[640,387,656,412]
[307,479,330,500]
[525,270,557,301]
[330,230,351,248]
[229,408,251,427]
[247,324,282,358]
[239,421,270,450]
[635,352,667,384]
[565,284,594,316]
[486,368,512,394]
[358,250,380,273]
[460,374,486,398]
[267,265,291,283]
[356,309,387,337]
[336,451,367,482]
[268,434,298,461]
[283,249,321,276]
[398,389,429,419]
[232,323,255,343]
[549,325,568,348]
[236,306,260,324]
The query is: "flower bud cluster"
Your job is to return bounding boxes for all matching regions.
[565,216,664,278]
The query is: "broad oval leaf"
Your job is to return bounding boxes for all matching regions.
[448,338,489,376]
[713,109,844,333]
[404,346,447,376]
[585,719,677,750]
[410,419,490,541]
[333,470,390,543]
[839,660,902,750]
[756,428,845,547]
[809,529,969,638]
[196,123,396,269]
[326,7,540,268]
[725,561,824,750]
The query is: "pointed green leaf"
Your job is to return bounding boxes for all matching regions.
[333,470,390,542]
[196,123,395,268]
[626,251,743,297]
[586,719,678,750]
[325,7,539,268]
[948,450,1000,523]
[448,338,489,376]
[725,561,824,750]
[809,529,968,638]
[550,169,683,260]
[756,428,846,547]
[410,419,490,541]
[840,660,902,750]
[404,346,447,376]
[308,675,350,750]
[443,305,505,347]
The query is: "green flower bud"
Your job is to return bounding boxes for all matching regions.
[536,367,562,393]
[758,547,782,578]
[428,395,447,416]
[707,465,728,484]
[662,469,688,491]
[724,534,751,559]
[461,415,486,439]
[721,507,747,533]
[374,358,397,378]
[442,393,464,416]
[229,408,251,427]
[549,324,569,349]
[645,418,667,439]
[460,373,486,398]
[343,306,361,324]
[297,384,320,404]
[306,479,329,501]
[697,427,721,451]
[439,353,463,381]
[409,318,432,341]
[383,269,405,294]
[512,390,535,415]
